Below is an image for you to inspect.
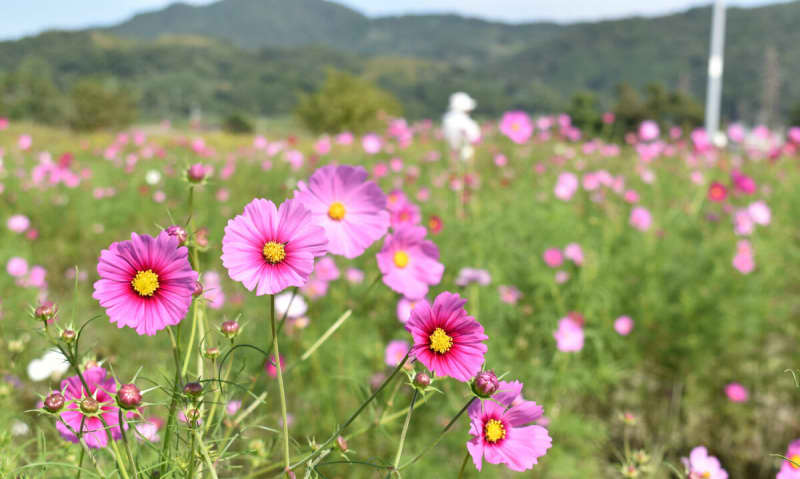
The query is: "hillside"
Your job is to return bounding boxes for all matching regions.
[1,0,799,122]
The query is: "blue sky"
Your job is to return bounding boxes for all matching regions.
[0,0,789,40]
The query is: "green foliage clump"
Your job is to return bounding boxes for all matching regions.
[295,69,402,134]
[566,91,602,134]
[0,56,65,124]
[222,111,255,134]
[613,82,703,137]
[68,78,138,131]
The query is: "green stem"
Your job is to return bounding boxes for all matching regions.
[194,429,219,479]
[399,397,476,470]
[457,450,470,479]
[392,389,418,471]
[269,294,291,475]
[160,325,182,475]
[118,409,138,479]
[181,299,200,377]
[76,446,85,479]
[288,353,409,470]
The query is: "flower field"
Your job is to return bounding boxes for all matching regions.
[1,115,800,478]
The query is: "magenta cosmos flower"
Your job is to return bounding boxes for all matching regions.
[93,232,197,336]
[777,439,800,479]
[56,367,124,448]
[221,198,327,295]
[682,446,728,479]
[467,380,552,472]
[377,225,443,299]
[499,111,533,144]
[295,165,389,258]
[405,291,487,381]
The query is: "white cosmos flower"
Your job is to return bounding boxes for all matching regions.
[145,170,162,185]
[275,291,308,319]
[27,349,69,382]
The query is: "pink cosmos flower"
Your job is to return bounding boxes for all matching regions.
[314,256,340,282]
[226,400,242,416]
[499,111,533,144]
[405,292,487,381]
[377,225,443,299]
[336,132,354,145]
[203,271,226,310]
[728,123,745,143]
[93,232,198,335]
[542,248,563,268]
[0,117,7,130]
[498,285,522,305]
[7,214,30,233]
[708,182,728,202]
[264,354,285,378]
[724,382,748,403]
[56,367,123,448]
[221,198,327,295]
[295,165,390,258]
[455,267,491,287]
[362,133,383,154]
[466,380,552,472]
[731,170,756,195]
[682,446,728,479]
[614,316,634,335]
[638,120,660,142]
[396,297,429,324]
[345,267,364,284]
[629,206,652,231]
[7,257,28,277]
[563,243,584,265]
[733,209,754,236]
[389,199,422,230]
[553,316,584,352]
[554,172,579,201]
[776,439,800,479]
[18,134,32,150]
[747,201,771,226]
[789,127,800,145]
[554,270,569,284]
[732,240,755,274]
[384,340,410,366]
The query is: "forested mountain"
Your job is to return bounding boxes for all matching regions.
[1,0,798,123]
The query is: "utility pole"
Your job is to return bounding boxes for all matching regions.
[704,0,726,142]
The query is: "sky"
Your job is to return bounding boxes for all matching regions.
[0,0,790,40]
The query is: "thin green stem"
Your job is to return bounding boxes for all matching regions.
[118,409,138,479]
[160,325,182,475]
[76,446,85,479]
[269,294,291,476]
[194,429,219,479]
[457,450,470,479]
[288,353,409,470]
[399,397,476,470]
[392,389,418,471]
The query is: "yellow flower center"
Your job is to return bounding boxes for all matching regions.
[512,122,520,131]
[393,250,409,268]
[484,419,506,443]
[428,327,453,354]
[131,269,159,297]
[328,201,346,221]
[262,241,286,264]
[790,455,800,469]
[701,473,711,479]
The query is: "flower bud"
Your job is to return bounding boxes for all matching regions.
[165,225,188,245]
[204,347,220,360]
[43,392,65,413]
[413,372,431,388]
[185,408,201,425]
[194,227,209,248]
[192,281,204,297]
[472,370,499,398]
[183,382,203,399]
[336,435,348,452]
[61,329,76,343]
[35,302,57,323]
[117,384,142,410]
[187,163,207,183]
[80,397,100,415]
[221,320,240,339]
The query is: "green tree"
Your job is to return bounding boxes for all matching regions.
[0,56,65,123]
[567,91,601,135]
[68,78,137,131]
[295,69,402,134]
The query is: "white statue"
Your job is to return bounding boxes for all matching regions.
[443,92,480,161]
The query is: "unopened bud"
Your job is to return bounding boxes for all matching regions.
[472,370,499,398]
[61,329,76,343]
[165,225,188,245]
[117,384,142,410]
[35,302,58,323]
[183,382,203,399]
[413,372,431,388]
[43,392,65,413]
[192,281,204,297]
[336,435,348,452]
[221,320,240,339]
[187,163,207,183]
[204,347,220,360]
[80,397,100,415]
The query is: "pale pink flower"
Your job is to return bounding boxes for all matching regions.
[614,316,634,335]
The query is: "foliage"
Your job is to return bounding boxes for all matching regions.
[295,69,402,134]
[68,77,138,131]
[567,91,602,134]
[222,111,255,134]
